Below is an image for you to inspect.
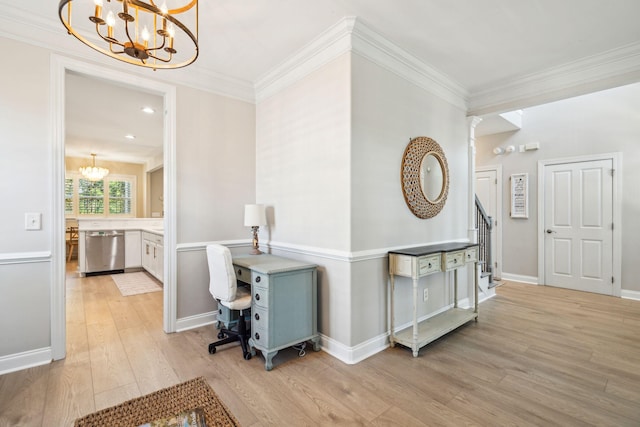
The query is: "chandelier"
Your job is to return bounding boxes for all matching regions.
[58,0,198,70]
[80,154,110,181]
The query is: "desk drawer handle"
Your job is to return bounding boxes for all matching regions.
[428,263,432,268]
[255,293,260,301]
[254,332,260,340]
[454,258,458,264]
[237,269,242,276]
[254,313,260,321]
[256,276,261,283]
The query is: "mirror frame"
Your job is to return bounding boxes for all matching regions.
[401,136,450,219]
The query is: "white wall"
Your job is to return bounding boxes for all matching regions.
[476,83,640,291]
[0,35,256,367]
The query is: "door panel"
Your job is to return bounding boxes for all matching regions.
[544,159,613,294]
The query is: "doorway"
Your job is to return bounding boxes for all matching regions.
[475,165,502,280]
[51,55,178,360]
[537,154,621,296]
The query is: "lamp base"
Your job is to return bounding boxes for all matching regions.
[250,226,263,255]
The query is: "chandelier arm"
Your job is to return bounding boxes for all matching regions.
[147,52,173,63]
[109,45,126,55]
[123,18,137,49]
[95,24,125,48]
[145,38,167,52]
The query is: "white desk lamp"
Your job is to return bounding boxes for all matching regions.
[244,204,267,255]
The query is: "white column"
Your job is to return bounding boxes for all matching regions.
[467,116,482,243]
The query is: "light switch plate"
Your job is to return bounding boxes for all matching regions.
[25,213,41,230]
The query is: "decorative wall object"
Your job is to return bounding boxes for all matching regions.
[401,136,449,219]
[510,173,528,218]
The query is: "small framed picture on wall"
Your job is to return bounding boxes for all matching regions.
[510,173,528,218]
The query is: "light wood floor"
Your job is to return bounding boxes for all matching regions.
[2,265,640,426]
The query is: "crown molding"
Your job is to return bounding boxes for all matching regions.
[0,5,255,103]
[468,41,640,116]
[255,17,469,109]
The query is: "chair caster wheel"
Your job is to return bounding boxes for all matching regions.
[208,344,216,354]
[217,331,225,339]
[243,352,252,360]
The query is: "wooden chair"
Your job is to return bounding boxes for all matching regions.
[67,226,78,262]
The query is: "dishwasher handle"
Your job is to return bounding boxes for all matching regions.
[87,230,125,237]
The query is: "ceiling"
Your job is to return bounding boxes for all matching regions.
[4,0,640,163]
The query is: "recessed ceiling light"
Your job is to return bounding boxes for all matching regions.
[141,106,155,114]
[125,134,136,140]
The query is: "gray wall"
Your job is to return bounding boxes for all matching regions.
[476,83,640,291]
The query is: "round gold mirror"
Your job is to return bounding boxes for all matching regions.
[401,136,449,219]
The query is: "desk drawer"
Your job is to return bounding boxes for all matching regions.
[418,254,441,275]
[252,285,269,309]
[252,306,269,331]
[235,266,252,284]
[465,246,478,263]
[252,326,269,347]
[444,250,465,271]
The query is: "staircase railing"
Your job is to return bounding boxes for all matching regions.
[475,195,493,279]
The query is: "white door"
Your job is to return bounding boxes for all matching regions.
[544,159,613,294]
[475,169,500,279]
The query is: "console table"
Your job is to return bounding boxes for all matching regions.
[388,242,479,357]
[232,254,320,371]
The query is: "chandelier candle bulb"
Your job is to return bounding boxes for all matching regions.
[94,0,102,20]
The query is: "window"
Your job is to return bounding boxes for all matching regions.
[66,173,136,217]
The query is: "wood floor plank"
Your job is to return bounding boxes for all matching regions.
[0,364,49,427]
[41,360,95,427]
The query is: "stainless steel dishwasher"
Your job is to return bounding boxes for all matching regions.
[85,230,125,274]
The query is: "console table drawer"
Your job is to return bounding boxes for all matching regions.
[418,254,441,275]
[444,250,465,271]
[465,246,478,263]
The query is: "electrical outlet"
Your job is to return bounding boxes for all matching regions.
[423,288,429,302]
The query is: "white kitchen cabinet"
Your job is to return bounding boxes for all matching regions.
[124,230,142,268]
[142,231,164,283]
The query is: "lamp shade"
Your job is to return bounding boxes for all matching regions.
[244,204,267,226]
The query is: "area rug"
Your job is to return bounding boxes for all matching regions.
[74,377,240,427]
[111,271,162,296]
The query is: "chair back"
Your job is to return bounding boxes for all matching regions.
[206,244,237,303]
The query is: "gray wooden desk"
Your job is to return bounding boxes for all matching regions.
[388,242,479,357]
[232,254,320,371]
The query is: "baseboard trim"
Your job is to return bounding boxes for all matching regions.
[621,289,640,301]
[176,311,217,332]
[0,347,52,375]
[502,272,539,285]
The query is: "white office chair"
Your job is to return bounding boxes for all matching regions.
[206,244,253,360]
